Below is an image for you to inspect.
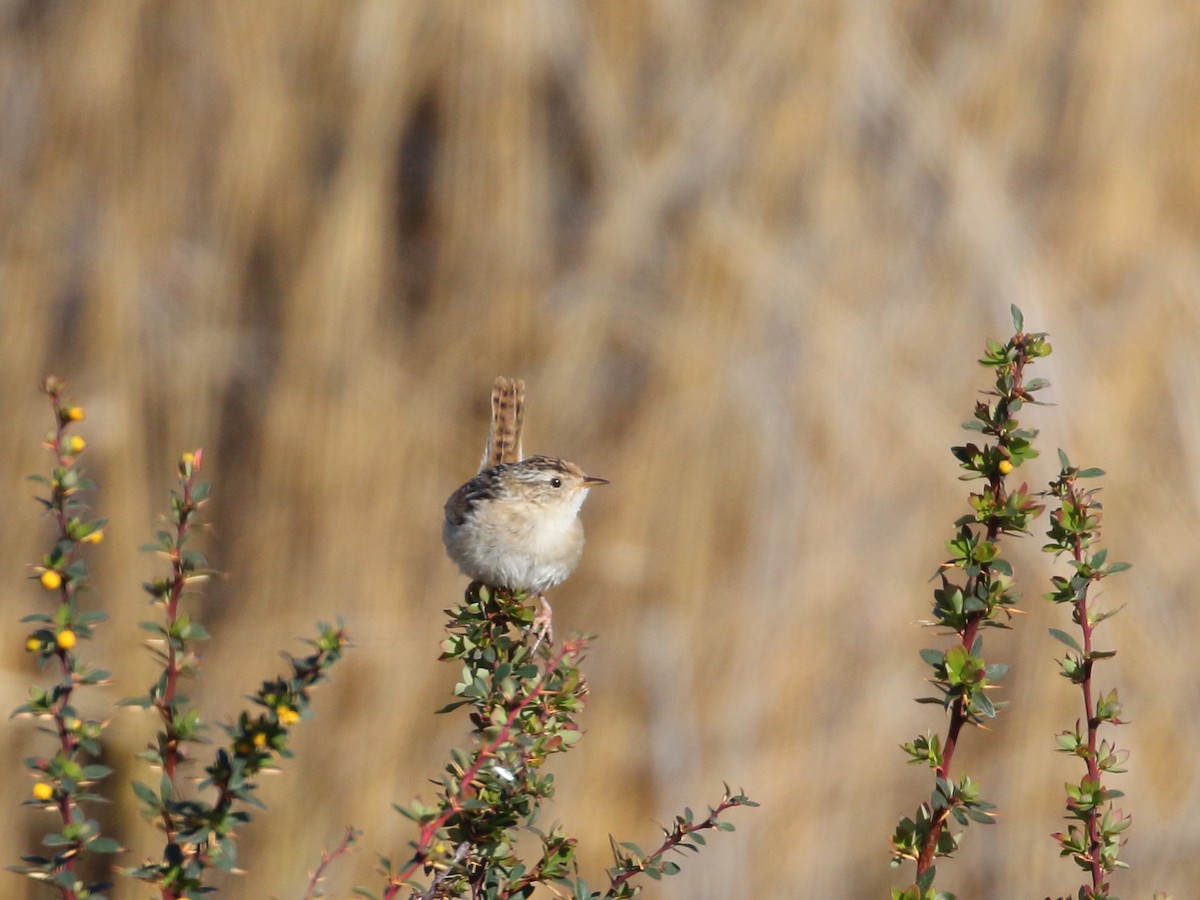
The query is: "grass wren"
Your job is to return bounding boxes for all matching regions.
[443,376,607,597]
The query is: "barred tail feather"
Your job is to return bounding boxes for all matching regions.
[481,376,525,471]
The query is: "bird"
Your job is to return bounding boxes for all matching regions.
[443,377,606,643]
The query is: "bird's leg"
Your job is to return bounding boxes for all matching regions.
[531,593,554,654]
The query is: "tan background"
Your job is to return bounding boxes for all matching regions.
[2,2,1198,897]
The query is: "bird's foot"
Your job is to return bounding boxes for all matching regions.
[531,593,554,655]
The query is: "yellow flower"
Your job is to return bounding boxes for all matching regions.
[998,460,1014,475]
[32,782,54,802]
[40,570,62,590]
[65,406,85,422]
[68,718,82,731]
[181,451,195,466]
[82,530,104,544]
[56,630,77,650]
[25,636,42,652]
[252,732,268,748]
[276,705,300,725]
[68,435,86,454]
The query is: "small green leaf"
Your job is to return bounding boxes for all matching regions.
[131,780,159,807]
[88,836,121,854]
[1048,628,1082,654]
[919,649,945,667]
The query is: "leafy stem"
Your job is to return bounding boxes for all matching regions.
[1044,454,1131,899]
[383,632,586,897]
[603,787,756,899]
[893,307,1051,892]
[303,827,363,900]
[122,451,349,898]
[372,584,752,900]
[11,376,114,899]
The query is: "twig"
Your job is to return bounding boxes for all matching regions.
[302,826,360,900]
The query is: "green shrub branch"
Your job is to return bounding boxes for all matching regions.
[368,585,754,900]
[11,377,115,900]
[892,307,1051,898]
[1044,454,1132,900]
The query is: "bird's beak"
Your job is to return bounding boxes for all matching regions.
[583,475,609,487]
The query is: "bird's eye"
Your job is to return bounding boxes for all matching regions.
[550,477,563,488]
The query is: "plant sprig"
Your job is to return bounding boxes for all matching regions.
[119,450,211,823]
[11,376,116,900]
[373,585,590,899]
[892,307,1051,896]
[603,786,756,899]
[304,827,363,900]
[367,584,752,900]
[1044,453,1132,900]
[120,449,349,899]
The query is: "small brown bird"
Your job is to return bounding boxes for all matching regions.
[443,377,607,616]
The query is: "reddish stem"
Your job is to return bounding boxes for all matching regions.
[1071,495,1105,894]
[44,389,82,900]
[155,455,202,900]
[916,477,1003,875]
[159,470,196,787]
[303,826,359,900]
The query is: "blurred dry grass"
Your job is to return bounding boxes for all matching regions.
[2,1,1199,896]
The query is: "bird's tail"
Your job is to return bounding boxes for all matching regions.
[481,375,525,471]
